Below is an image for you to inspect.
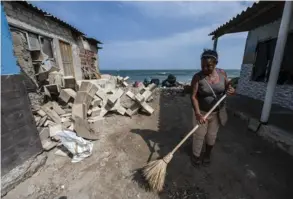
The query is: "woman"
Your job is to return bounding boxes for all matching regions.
[190,49,235,166]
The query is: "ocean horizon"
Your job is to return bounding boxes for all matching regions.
[100,69,240,83]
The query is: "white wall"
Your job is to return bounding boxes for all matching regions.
[237,17,293,110]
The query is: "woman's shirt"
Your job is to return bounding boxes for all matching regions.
[195,68,226,112]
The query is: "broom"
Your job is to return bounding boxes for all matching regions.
[142,94,227,192]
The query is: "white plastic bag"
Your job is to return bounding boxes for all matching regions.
[56,130,94,163]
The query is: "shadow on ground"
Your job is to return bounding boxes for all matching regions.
[131,90,293,199]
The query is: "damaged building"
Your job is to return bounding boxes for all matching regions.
[2,1,102,106]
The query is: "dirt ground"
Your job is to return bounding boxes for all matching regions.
[4,90,293,199]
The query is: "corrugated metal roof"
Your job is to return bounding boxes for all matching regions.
[18,1,102,45]
[209,1,284,39]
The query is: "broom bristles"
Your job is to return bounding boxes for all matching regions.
[142,153,173,192]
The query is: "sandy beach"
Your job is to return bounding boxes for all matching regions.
[4,88,293,199]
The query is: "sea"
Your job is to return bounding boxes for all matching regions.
[100,69,240,84]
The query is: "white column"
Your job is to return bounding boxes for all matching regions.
[213,37,218,51]
[260,1,293,123]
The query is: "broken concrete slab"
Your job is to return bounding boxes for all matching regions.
[74,117,99,140]
[62,121,72,129]
[42,140,57,151]
[52,101,66,115]
[37,116,47,127]
[38,127,49,141]
[41,104,61,124]
[49,124,62,137]
[37,109,46,117]
[44,120,56,127]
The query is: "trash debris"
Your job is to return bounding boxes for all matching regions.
[56,130,94,163]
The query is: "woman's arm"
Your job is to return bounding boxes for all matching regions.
[219,69,235,95]
[190,74,201,115]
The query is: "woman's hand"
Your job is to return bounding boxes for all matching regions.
[195,113,206,124]
[226,85,235,96]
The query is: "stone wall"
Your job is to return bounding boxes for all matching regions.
[236,64,293,110]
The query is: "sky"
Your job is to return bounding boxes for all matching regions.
[32,1,254,70]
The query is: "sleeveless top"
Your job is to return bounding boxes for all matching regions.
[196,68,226,112]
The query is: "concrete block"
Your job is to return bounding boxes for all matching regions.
[61,113,72,117]
[63,76,76,89]
[72,103,86,120]
[44,120,56,127]
[61,117,70,123]
[79,82,99,97]
[34,116,41,124]
[91,107,102,117]
[140,102,154,114]
[74,117,99,140]
[37,109,47,117]
[37,116,47,127]
[108,88,124,105]
[41,104,61,124]
[91,97,102,107]
[52,101,66,115]
[96,89,107,101]
[59,88,76,103]
[126,91,135,99]
[49,124,62,137]
[41,140,57,151]
[62,121,72,129]
[44,84,61,98]
[74,91,93,108]
[88,116,104,123]
[38,127,49,141]
[135,93,145,103]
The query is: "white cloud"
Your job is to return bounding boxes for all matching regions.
[100,24,248,69]
[127,1,253,23]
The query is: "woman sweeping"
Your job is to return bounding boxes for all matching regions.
[190,49,235,166]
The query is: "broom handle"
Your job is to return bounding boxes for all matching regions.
[170,94,227,155]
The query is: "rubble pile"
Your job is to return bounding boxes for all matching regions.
[32,72,157,151]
